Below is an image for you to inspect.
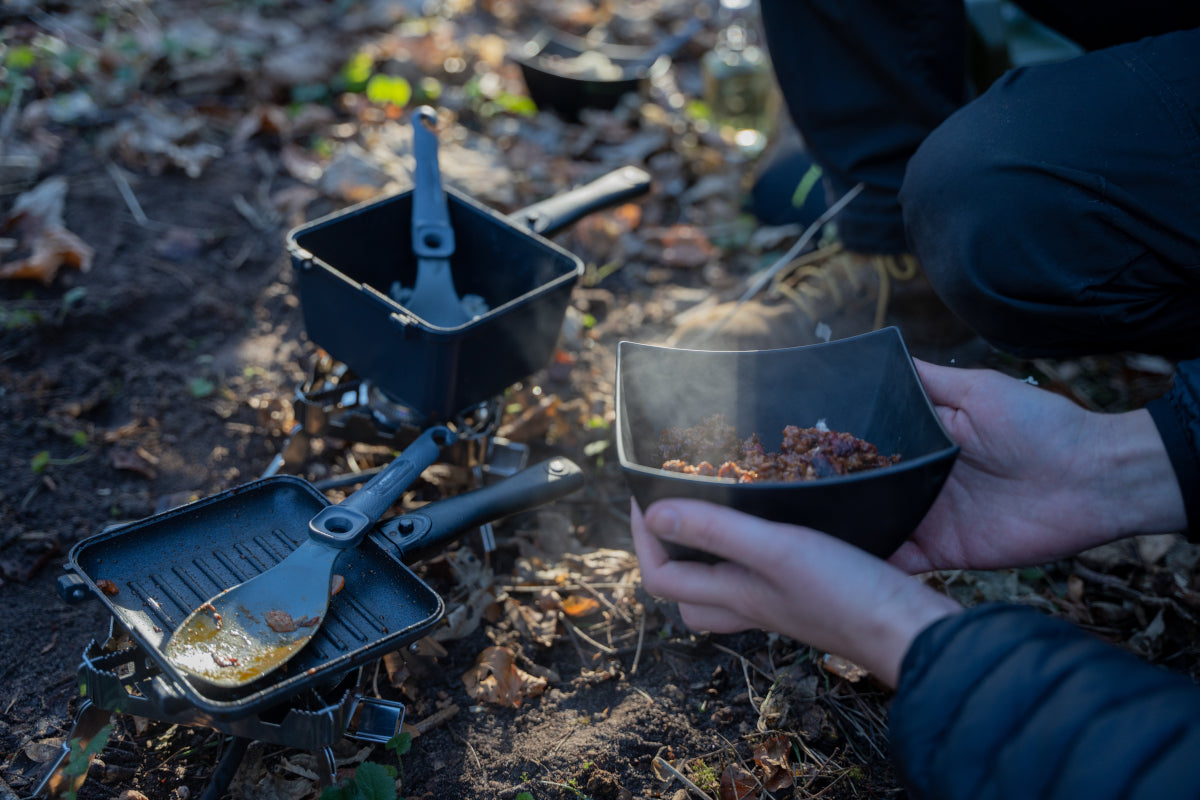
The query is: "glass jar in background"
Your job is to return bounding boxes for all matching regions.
[701,0,778,156]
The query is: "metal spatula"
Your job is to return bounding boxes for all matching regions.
[164,425,455,688]
[404,106,471,328]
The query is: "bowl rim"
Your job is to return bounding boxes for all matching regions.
[514,28,671,82]
[614,327,960,489]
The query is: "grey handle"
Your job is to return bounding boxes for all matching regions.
[513,166,652,236]
[412,106,455,259]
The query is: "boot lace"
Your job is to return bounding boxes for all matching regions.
[771,245,918,331]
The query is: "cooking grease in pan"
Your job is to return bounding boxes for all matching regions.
[657,414,900,483]
[165,603,315,686]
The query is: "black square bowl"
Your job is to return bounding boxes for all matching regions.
[615,328,959,559]
[288,186,583,422]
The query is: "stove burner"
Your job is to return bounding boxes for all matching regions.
[264,356,506,479]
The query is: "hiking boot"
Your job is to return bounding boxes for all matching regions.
[668,244,980,360]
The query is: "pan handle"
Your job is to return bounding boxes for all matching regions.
[512,166,652,237]
[374,457,585,562]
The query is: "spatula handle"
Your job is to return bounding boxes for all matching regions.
[311,426,455,546]
[412,106,455,259]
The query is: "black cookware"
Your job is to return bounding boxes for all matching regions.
[514,20,702,120]
[289,164,651,423]
[163,426,452,689]
[615,327,959,560]
[58,456,585,719]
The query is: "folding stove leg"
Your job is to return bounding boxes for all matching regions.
[315,746,337,786]
[197,737,250,800]
[28,700,113,799]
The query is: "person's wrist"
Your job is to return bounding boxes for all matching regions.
[1087,409,1186,539]
[854,575,960,688]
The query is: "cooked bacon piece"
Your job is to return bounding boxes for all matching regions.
[96,579,119,596]
[660,422,899,483]
[265,609,298,633]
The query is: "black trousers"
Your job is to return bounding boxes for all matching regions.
[760,0,1200,358]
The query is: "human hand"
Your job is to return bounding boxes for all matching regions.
[891,360,1186,573]
[631,498,960,687]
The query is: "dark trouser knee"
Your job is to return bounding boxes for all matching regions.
[901,47,1200,360]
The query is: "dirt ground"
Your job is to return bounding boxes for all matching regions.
[3,3,1199,800]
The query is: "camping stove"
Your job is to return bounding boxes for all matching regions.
[33,622,400,800]
[271,355,508,469]
[266,355,530,552]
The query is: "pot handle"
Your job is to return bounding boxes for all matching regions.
[512,166,651,237]
[374,457,584,562]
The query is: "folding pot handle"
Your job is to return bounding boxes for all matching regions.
[513,166,652,237]
[375,457,585,562]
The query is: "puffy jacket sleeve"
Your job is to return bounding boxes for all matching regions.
[1146,358,1200,540]
[889,603,1200,800]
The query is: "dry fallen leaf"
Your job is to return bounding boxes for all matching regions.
[505,598,558,648]
[719,762,758,800]
[752,735,793,792]
[822,653,869,683]
[462,645,547,708]
[0,177,94,284]
[561,595,601,618]
[111,448,158,480]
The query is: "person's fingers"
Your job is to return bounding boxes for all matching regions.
[643,499,815,568]
[675,602,756,634]
[630,498,671,570]
[886,539,935,574]
[634,498,737,603]
[913,358,976,410]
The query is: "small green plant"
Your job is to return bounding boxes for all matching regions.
[0,303,43,331]
[319,761,397,800]
[516,793,534,800]
[31,449,90,474]
[189,376,216,398]
[61,722,114,800]
[365,74,412,107]
[689,759,719,791]
[384,731,411,780]
[319,732,411,800]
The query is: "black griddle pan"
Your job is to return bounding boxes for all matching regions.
[61,457,584,720]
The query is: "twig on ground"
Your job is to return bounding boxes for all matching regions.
[413,704,459,735]
[559,612,618,655]
[451,732,483,774]
[711,642,776,683]
[575,575,632,624]
[105,161,149,227]
[652,756,711,799]
[631,612,647,675]
[561,614,590,666]
[1073,561,1197,624]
